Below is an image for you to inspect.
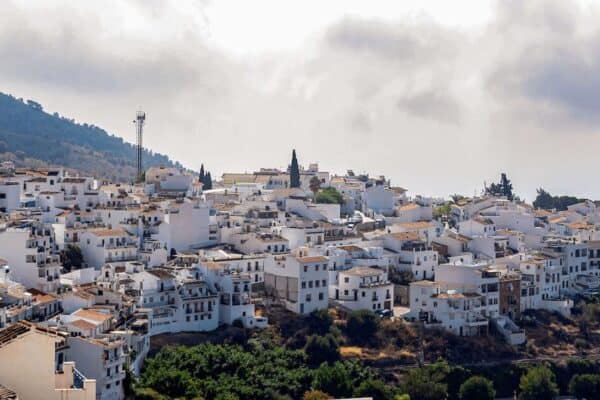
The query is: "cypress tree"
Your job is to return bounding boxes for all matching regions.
[199,164,205,183]
[204,171,212,190]
[290,149,300,188]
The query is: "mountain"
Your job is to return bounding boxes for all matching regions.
[0,92,182,182]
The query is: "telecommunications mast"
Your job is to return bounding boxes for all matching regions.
[134,110,146,182]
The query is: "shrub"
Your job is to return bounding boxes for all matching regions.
[568,374,600,399]
[307,309,333,335]
[304,334,340,366]
[346,310,380,345]
[403,363,448,400]
[518,365,559,400]
[459,376,495,400]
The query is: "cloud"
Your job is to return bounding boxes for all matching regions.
[2,0,600,200]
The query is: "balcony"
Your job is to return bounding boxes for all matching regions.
[465,316,488,327]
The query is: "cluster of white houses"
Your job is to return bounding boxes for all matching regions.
[1,161,600,398]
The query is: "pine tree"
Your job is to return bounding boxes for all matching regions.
[199,164,205,183]
[290,149,300,188]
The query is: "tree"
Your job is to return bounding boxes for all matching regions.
[307,309,333,335]
[315,187,344,205]
[290,149,300,188]
[304,334,340,366]
[199,164,205,183]
[345,310,380,345]
[309,176,321,199]
[533,188,585,211]
[62,244,83,271]
[568,374,600,399]
[353,378,394,400]
[485,173,514,200]
[312,362,356,398]
[459,376,495,400]
[403,364,447,400]
[203,171,213,190]
[518,365,559,400]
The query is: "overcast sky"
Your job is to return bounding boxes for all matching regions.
[1,0,599,201]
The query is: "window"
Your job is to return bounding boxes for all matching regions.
[315,265,319,271]
[322,279,326,286]
[344,277,349,283]
[306,293,312,302]
[301,281,306,289]
[318,292,324,300]
[303,265,308,272]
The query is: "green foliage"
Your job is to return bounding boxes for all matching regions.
[346,309,380,345]
[403,362,448,400]
[458,376,495,400]
[312,360,372,398]
[137,336,387,400]
[307,309,333,335]
[199,164,205,183]
[290,149,300,188]
[61,244,83,272]
[304,334,340,366]
[395,395,411,400]
[485,173,514,200]
[353,378,395,400]
[203,171,213,190]
[532,188,586,211]
[568,374,600,399]
[433,203,452,219]
[309,176,321,198]
[315,187,344,205]
[518,365,559,400]
[0,92,179,182]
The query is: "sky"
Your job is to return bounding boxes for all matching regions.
[1,0,600,201]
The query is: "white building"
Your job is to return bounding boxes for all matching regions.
[80,229,139,270]
[66,335,126,400]
[331,267,393,312]
[0,322,96,400]
[0,223,62,292]
[264,248,329,314]
[0,181,20,212]
[198,261,267,328]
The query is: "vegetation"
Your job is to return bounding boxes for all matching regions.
[403,362,448,400]
[309,176,321,199]
[203,171,213,190]
[568,373,600,399]
[345,310,380,345]
[0,92,180,182]
[484,172,514,200]
[290,149,300,188]
[532,188,587,211]
[136,331,398,400]
[433,202,452,219]
[61,244,83,271]
[304,334,340,366]
[315,187,344,205]
[458,376,495,400]
[518,365,559,400]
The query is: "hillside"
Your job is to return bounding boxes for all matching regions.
[0,92,182,181]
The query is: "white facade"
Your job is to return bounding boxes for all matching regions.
[264,248,329,314]
[331,267,393,312]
